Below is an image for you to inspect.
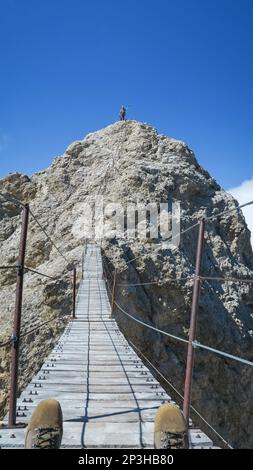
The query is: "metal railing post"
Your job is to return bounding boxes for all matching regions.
[82,251,84,280]
[82,242,87,280]
[72,267,76,319]
[111,269,117,317]
[183,218,205,427]
[8,204,29,427]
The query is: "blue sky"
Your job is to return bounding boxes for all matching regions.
[0,0,253,193]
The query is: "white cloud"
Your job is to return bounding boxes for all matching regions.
[228,178,253,246]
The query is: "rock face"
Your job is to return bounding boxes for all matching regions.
[0,120,253,448]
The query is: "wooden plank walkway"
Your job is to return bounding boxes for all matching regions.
[0,244,214,449]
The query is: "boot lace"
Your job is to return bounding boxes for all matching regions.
[160,431,185,449]
[31,427,60,449]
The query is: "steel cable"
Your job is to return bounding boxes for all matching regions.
[29,208,69,263]
[24,266,62,281]
[103,200,253,271]
[113,299,253,368]
[205,200,253,222]
[129,339,233,449]
[0,266,17,270]
[19,314,69,340]
[0,191,69,263]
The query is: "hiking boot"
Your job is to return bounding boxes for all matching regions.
[154,403,188,449]
[25,399,63,449]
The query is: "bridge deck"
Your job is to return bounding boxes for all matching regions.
[0,245,214,449]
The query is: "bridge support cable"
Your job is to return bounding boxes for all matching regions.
[113,295,253,368]
[129,340,233,449]
[0,199,77,429]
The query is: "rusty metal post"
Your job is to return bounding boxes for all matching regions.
[82,251,84,280]
[111,269,117,317]
[82,243,87,280]
[183,218,205,426]
[8,204,29,427]
[72,268,76,319]
[102,256,104,279]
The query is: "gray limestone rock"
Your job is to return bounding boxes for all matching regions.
[0,120,252,448]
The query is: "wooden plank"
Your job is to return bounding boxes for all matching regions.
[1,244,216,449]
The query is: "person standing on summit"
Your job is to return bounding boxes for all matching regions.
[119,105,126,121]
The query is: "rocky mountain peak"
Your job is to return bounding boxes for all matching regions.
[0,120,253,447]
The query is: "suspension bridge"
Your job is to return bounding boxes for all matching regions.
[0,244,215,449]
[0,192,253,449]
